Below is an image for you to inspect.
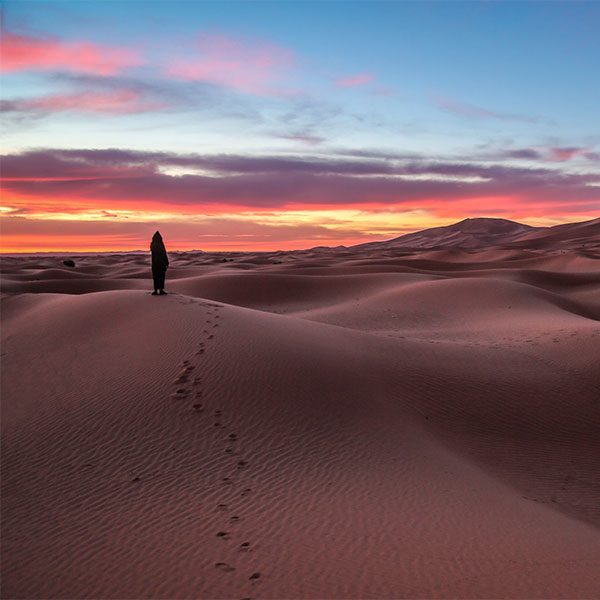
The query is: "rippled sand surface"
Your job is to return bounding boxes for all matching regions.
[2,245,599,598]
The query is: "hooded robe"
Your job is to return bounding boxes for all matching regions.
[150,231,169,289]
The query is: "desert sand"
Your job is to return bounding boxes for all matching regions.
[2,218,600,599]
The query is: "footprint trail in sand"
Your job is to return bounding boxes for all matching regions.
[169,302,262,599]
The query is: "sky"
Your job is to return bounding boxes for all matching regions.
[1,1,599,252]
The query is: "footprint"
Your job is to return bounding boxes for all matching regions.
[237,461,248,469]
[239,542,250,550]
[208,334,214,340]
[216,531,230,539]
[216,503,228,511]
[228,434,238,441]
[215,410,222,417]
[222,477,234,485]
[192,403,203,411]
[215,562,235,573]
[230,516,241,523]
[241,488,252,497]
[175,367,194,383]
[249,573,261,581]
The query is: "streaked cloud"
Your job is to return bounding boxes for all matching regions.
[166,32,296,96]
[548,146,591,162]
[335,72,375,87]
[434,95,540,123]
[0,30,141,75]
[2,148,598,214]
[2,147,598,251]
[1,89,166,114]
[497,146,599,163]
[0,212,388,252]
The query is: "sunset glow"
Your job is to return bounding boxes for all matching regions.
[1,1,598,251]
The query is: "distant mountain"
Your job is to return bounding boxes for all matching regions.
[353,217,599,251]
[354,218,538,250]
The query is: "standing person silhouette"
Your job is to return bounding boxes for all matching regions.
[150,231,169,295]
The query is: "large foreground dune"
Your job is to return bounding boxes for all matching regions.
[2,233,600,598]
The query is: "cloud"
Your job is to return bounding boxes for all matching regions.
[548,146,590,161]
[334,72,375,87]
[1,71,239,123]
[0,30,141,75]
[276,134,326,145]
[2,148,598,217]
[495,146,599,163]
[1,89,166,115]
[434,96,540,123]
[166,32,296,96]
[502,148,544,160]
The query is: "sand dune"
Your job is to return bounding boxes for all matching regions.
[2,235,600,598]
[356,216,600,252]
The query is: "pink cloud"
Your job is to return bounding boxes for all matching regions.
[335,72,375,87]
[5,89,165,114]
[166,33,295,96]
[548,147,590,161]
[0,31,141,75]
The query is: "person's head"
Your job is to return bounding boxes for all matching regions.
[152,230,162,241]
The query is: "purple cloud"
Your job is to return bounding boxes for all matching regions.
[2,148,599,213]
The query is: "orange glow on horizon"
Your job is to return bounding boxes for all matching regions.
[2,213,595,253]
[2,191,596,253]
[0,235,374,253]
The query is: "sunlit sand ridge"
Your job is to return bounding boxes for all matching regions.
[2,218,599,599]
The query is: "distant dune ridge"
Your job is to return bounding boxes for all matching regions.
[354,216,600,251]
[1,216,600,599]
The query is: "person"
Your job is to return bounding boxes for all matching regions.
[150,230,169,295]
